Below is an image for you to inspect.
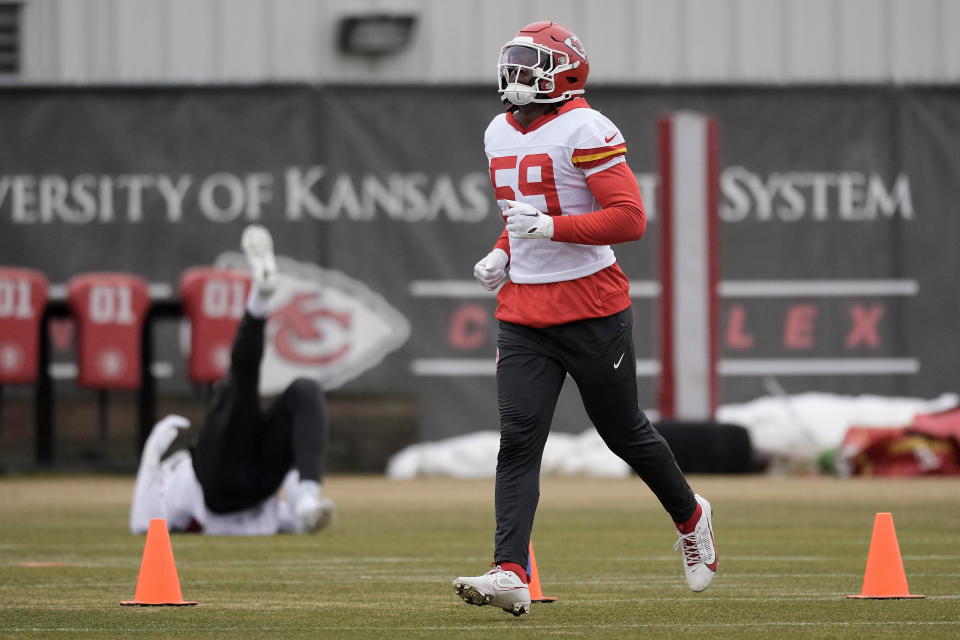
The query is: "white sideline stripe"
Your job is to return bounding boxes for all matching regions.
[629,280,660,297]
[49,362,175,380]
[409,359,494,376]
[720,279,919,297]
[48,282,174,301]
[573,596,870,602]
[45,278,917,301]
[215,553,936,566]
[9,576,960,589]
[548,553,960,563]
[411,358,917,377]
[569,575,865,585]
[12,621,959,633]
[406,280,661,298]
[410,358,661,376]
[719,358,920,376]
[408,279,917,299]
[407,281,496,298]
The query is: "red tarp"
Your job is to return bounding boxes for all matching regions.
[841,408,960,476]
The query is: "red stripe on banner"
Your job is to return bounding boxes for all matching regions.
[706,118,720,417]
[657,113,719,420]
[657,118,675,419]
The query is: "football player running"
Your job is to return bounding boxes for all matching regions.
[454,22,717,616]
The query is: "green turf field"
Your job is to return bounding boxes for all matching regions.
[1,474,958,639]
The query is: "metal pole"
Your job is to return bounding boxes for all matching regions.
[35,307,54,466]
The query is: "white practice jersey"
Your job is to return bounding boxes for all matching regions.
[485,101,628,283]
[130,450,300,536]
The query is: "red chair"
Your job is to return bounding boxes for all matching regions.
[67,273,151,389]
[0,267,49,384]
[179,267,251,384]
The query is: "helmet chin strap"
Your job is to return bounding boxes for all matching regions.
[502,83,536,106]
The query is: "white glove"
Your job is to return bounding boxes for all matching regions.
[473,248,509,290]
[503,199,554,239]
[141,414,191,468]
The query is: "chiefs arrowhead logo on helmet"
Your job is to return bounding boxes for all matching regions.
[564,35,587,60]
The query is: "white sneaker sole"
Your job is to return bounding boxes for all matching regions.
[453,581,530,617]
[300,500,336,533]
[312,502,335,531]
[241,226,274,257]
[241,227,278,286]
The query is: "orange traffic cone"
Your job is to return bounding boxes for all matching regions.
[528,541,557,603]
[121,518,198,606]
[846,512,923,599]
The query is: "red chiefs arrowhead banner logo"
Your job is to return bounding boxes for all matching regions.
[214,252,410,393]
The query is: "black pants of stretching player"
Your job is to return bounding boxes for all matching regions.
[192,312,327,513]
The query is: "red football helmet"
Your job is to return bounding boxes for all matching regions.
[497,21,589,106]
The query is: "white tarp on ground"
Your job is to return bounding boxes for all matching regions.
[386,429,632,479]
[386,392,959,478]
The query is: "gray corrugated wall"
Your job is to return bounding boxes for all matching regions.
[18,0,960,83]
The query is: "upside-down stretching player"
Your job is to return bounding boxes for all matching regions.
[453,21,717,616]
[130,225,335,535]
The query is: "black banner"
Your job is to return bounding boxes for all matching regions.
[1,84,957,440]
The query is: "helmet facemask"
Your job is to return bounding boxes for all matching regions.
[497,41,577,106]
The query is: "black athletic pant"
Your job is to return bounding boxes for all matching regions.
[192,312,328,514]
[494,307,697,567]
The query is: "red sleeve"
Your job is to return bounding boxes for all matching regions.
[551,161,646,245]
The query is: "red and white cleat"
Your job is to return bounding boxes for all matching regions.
[453,566,531,616]
[674,494,718,592]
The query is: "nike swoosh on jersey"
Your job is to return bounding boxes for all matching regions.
[614,353,625,368]
[605,133,617,143]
